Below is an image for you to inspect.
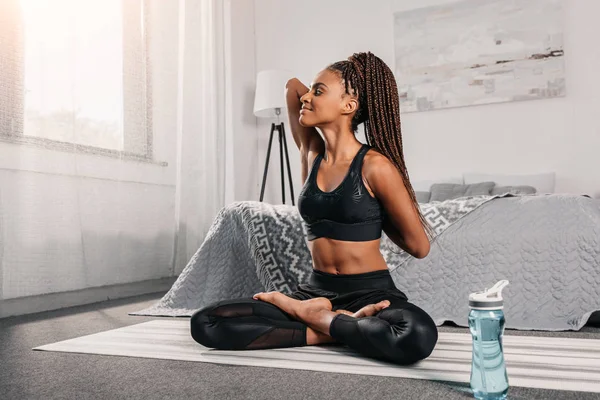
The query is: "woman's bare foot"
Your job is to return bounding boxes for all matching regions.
[335,300,391,318]
[253,291,332,320]
[305,300,392,345]
[352,300,391,317]
[253,292,391,341]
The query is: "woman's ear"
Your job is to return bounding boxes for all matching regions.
[342,97,358,116]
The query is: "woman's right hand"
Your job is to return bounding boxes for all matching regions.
[285,77,324,186]
[286,77,318,154]
[286,78,309,100]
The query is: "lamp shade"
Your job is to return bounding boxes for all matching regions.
[253,69,293,118]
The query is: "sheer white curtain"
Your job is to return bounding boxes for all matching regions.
[0,0,233,311]
[173,0,233,274]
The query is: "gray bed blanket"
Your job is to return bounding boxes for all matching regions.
[130,194,600,331]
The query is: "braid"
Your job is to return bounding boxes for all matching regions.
[327,52,434,241]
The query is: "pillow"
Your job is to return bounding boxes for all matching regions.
[430,182,495,202]
[463,172,555,194]
[415,191,431,203]
[411,177,463,192]
[491,185,537,196]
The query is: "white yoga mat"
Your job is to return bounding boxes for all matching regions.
[33,319,600,393]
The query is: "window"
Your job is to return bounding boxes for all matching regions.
[0,0,153,162]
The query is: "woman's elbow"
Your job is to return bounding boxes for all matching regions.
[411,240,430,259]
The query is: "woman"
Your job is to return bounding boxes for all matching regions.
[190,52,438,365]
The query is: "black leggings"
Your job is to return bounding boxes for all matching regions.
[190,268,438,365]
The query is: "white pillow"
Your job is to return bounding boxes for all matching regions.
[463,172,555,194]
[410,177,463,192]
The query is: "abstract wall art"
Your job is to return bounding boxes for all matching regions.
[393,0,565,112]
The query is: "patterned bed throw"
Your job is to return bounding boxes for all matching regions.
[130,194,600,331]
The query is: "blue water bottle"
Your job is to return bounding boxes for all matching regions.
[468,280,510,400]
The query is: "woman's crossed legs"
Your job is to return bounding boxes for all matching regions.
[190,291,437,365]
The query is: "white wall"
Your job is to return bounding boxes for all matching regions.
[228,0,259,202]
[253,0,390,204]
[0,0,260,302]
[0,0,261,301]
[0,0,179,300]
[3,0,597,301]
[252,0,600,203]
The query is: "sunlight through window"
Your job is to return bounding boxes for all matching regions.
[21,0,125,150]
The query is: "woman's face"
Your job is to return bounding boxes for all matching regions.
[298,69,356,128]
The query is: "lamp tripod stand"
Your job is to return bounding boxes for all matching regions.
[259,120,295,205]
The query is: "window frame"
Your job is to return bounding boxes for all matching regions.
[0,0,163,165]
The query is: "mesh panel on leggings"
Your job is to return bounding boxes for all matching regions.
[197,300,307,349]
[244,326,305,350]
[208,303,254,318]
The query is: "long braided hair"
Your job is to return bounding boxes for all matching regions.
[327,51,434,241]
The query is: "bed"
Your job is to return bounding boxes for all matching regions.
[130,174,600,331]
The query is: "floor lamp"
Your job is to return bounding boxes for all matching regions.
[254,70,295,205]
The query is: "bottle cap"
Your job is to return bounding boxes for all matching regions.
[469,280,509,310]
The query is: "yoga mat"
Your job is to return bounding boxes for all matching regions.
[33,319,600,393]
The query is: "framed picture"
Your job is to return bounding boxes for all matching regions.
[394,0,565,112]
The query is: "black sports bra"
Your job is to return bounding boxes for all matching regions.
[298,144,385,242]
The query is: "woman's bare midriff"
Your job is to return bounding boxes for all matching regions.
[307,238,389,275]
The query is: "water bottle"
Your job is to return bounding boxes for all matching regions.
[468,280,510,400]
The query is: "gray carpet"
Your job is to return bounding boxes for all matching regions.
[2,293,600,400]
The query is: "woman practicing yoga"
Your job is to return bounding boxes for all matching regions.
[190,51,438,365]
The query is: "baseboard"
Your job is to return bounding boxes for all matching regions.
[0,276,178,319]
